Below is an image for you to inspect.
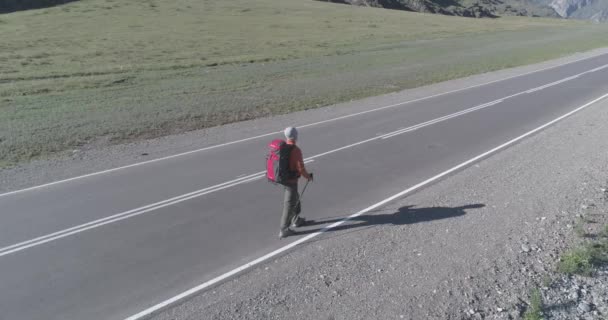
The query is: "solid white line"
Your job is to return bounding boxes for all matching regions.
[0,173,266,257]
[1,62,604,257]
[0,136,383,257]
[589,64,608,73]
[124,91,608,320]
[0,172,262,254]
[380,99,505,139]
[1,53,606,198]
[526,75,579,94]
[377,63,597,141]
[308,136,381,160]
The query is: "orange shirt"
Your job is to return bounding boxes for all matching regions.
[287,140,310,183]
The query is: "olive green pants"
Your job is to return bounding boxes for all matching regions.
[280,183,299,231]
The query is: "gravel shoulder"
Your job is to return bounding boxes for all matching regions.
[149,69,608,319]
[3,47,608,193]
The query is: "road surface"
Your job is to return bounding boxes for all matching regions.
[2,53,608,320]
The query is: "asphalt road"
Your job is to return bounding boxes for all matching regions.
[2,53,608,320]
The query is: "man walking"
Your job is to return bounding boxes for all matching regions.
[279,127,313,239]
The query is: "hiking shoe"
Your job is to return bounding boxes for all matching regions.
[279,228,295,239]
[291,216,307,228]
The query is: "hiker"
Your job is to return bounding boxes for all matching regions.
[279,127,313,239]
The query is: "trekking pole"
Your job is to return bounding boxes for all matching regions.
[298,173,312,200]
[295,180,309,210]
[294,173,312,216]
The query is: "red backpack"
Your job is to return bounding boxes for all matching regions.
[266,139,296,185]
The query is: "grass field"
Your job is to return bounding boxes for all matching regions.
[2,0,608,166]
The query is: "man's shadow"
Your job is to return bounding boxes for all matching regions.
[297,204,485,235]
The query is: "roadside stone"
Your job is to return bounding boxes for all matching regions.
[521,244,531,253]
[591,291,601,304]
[578,302,591,313]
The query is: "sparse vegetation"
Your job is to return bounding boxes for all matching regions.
[524,288,543,320]
[2,0,608,166]
[589,240,608,264]
[558,246,594,276]
[558,239,608,276]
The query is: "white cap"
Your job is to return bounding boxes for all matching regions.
[284,127,298,141]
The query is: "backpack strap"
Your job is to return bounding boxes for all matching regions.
[285,145,299,180]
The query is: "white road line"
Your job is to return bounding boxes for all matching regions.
[308,136,381,160]
[124,91,608,320]
[589,64,608,73]
[380,99,506,139]
[1,53,606,198]
[0,63,604,258]
[0,174,266,258]
[526,75,579,94]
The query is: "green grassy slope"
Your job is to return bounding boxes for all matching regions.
[1,0,608,166]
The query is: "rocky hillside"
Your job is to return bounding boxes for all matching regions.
[322,0,608,21]
[548,0,608,21]
[0,0,79,14]
[319,0,560,18]
[319,0,495,17]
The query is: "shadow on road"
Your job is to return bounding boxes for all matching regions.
[296,203,485,236]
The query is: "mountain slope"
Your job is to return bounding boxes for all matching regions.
[320,0,496,17]
[322,0,608,21]
[319,0,560,17]
[548,0,608,21]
